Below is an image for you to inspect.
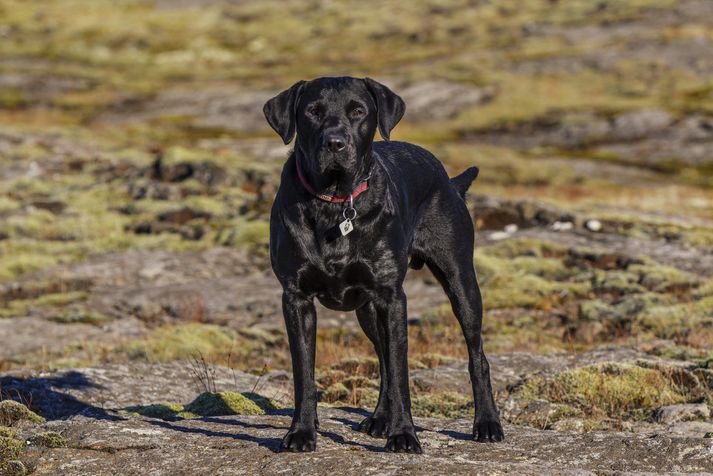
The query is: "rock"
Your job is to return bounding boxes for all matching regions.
[488,230,512,240]
[550,417,585,432]
[653,403,711,424]
[29,200,66,215]
[611,109,673,142]
[394,80,497,121]
[585,219,602,232]
[17,407,713,475]
[473,195,576,231]
[96,86,273,133]
[552,221,574,231]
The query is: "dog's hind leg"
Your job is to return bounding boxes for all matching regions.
[355,301,389,438]
[415,197,504,442]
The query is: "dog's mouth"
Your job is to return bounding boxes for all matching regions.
[306,155,365,196]
[317,148,356,172]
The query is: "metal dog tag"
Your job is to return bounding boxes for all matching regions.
[339,219,353,236]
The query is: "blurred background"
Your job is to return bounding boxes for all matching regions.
[1,0,712,449]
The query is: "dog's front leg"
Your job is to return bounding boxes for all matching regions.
[377,289,423,454]
[280,290,318,452]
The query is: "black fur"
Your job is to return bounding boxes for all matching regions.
[264,76,503,454]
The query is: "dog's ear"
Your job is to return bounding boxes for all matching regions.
[364,77,405,141]
[263,80,306,145]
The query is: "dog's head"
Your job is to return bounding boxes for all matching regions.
[263,77,404,178]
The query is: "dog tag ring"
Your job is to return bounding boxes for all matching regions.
[340,205,357,236]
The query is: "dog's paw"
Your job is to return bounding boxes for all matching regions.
[473,419,505,443]
[280,428,317,452]
[385,431,423,454]
[357,415,388,438]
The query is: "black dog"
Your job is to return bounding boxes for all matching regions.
[263,77,503,453]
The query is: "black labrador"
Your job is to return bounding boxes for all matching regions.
[263,76,503,453]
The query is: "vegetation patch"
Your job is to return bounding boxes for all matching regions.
[124,391,282,420]
[411,391,473,419]
[519,361,710,422]
[0,400,45,426]
[29,431,66,448]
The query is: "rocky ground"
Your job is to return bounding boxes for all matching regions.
[2,0,713,474]
[1,359,711,475]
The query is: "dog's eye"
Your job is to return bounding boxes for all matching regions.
[349,107,365,119]
[306,106,322,119]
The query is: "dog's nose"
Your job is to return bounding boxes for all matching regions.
[324,135,346,152]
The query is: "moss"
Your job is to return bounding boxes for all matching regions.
[233,221,270,251]
[122,323,236,362]
[322,383,350,403]
[0,253,60,281]
[479,238,566,260]
[48,308,110,326]
[0,400,45,426]
[123,403,187,420]
[125,392,282,420]
[411,391,473,419]
[29,431,66,448]
[0,461,26,476]
[483,272,589,310]
[31,291,88,308]
[0,427,26,474]
[185,391,282,416]
[635,295,713,342]
[629,264,694,293]
[521,362,696,421]
[588,270,645,294]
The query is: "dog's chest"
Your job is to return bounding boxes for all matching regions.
[299,254,388,311]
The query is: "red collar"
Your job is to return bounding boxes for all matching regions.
[295,154,370,203]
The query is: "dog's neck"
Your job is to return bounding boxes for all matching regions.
[294,147,374,200]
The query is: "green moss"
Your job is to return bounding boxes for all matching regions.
[635,295,713,341]
[479,238,566,260]
[233,221,270,251]
[322,383,350,403]
[629,264,694,293]
[521,362,696,421]
[124,392,282,420]
[0,426,25,475]
[0,400,45,426]
[48,307,110,326]
[31,291,88,307]
[588,270,645,294]
[122,324,236,362]
[124,402,191,420]
[0,253,60,281]
[185,391,281,416]
[411,391,473,419]
[29,431,67,448]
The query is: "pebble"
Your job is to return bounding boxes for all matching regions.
[552,221,573,231]
[585,219,602,232]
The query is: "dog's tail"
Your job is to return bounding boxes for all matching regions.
[449,166,479,199]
